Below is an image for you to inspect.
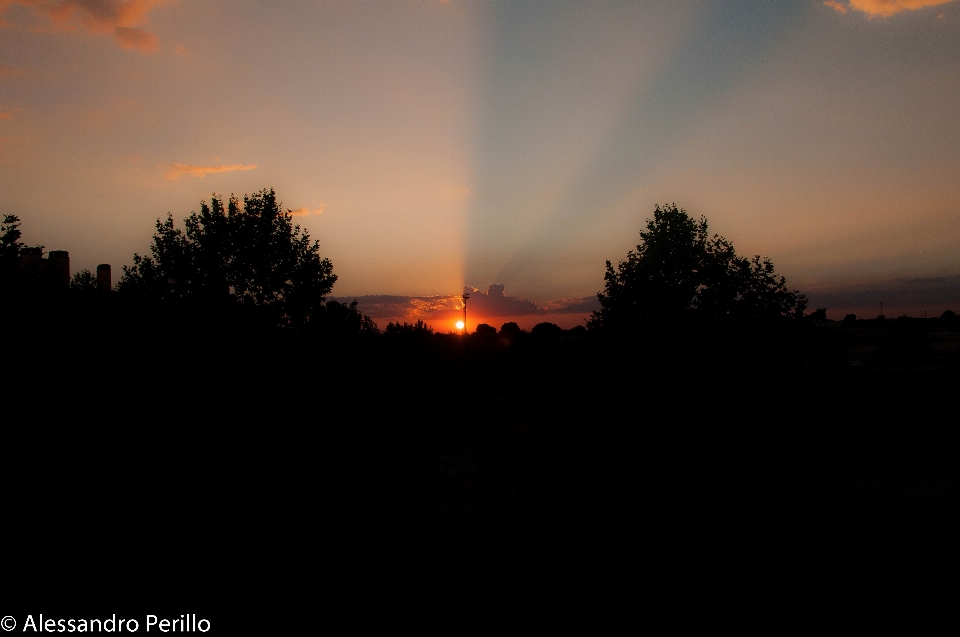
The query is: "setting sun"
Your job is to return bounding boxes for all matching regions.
[455,320,465,330]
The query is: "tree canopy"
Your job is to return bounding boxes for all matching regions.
[70,269,98,292]
[589,204,807,327]
[0,214,25,288]
[118,188,337,328]
[1,214,25,261]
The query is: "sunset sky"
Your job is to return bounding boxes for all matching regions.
[2,0,958,329]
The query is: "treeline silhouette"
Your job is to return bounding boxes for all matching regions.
[5,191,955,462]
[3,193,956,448]
[2,194,958,631]
[4,195,952,391]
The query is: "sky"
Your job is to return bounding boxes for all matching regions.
[2,0,958,330]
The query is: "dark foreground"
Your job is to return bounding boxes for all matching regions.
[2,296,958,634]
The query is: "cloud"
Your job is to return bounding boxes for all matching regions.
[461,284,545,317]
[80,95,140,131]
[0,106,24,121]
[898,275,960,287]
[327,294,457,322]
[0,64,25,78]
[805,274,960,316]
[165,163,257,180]
[333,284,601,322]
[174,43,188,57]
[113,25,156,50]
[342,285,543,324]
[289,205,324,216]
[828,0,957,17]
[540,296,602,315]
[1,0,167,51]
[824,1,849,14]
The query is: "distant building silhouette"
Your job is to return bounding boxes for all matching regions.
[19,246,43,269]
[17,248,70,290]
[97,264,111,292]
[48,251,70,289]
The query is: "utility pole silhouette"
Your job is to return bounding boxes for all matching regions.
[461,292,470,335]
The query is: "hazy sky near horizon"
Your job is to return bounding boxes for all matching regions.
[2,0,959,316]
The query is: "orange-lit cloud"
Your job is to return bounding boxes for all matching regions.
[0,64,25,78]
[327,294,456,320]
[289,205,324,216]
[165,162,257,180]
[174,44,188,57]
[0,106,24,121]
[1,0,168,51]
[113,25,156,50]
[461,284,544,317]
[331,285,601,322]
[80,96,140,132]
[329,287,601,332]
[540,296,602,314]
[827,0,957,17]
[824,1,849,14]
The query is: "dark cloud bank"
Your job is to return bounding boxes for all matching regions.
[333,275,959,325]
[805,275,960,316]
[330,284,601,323]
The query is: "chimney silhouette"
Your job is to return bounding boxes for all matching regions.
[47,251,70,290]
[18,246,42,270]
[97,264,111,292]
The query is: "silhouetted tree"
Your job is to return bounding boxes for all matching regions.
[474,323,497,338]
[499,322,523,340]
[385,319,434,337]
[883,316,932,362]
[381,319,435,368]
[0,215,23,290]
[589,204,807,327]
[0,214,58,296]
[71,269,98,292]
[118,189,337,329]
[941,310,957,321]
[1,214,24,260]
[733,255,809,321]
[319,300,380,338]
[531,322,563,339]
